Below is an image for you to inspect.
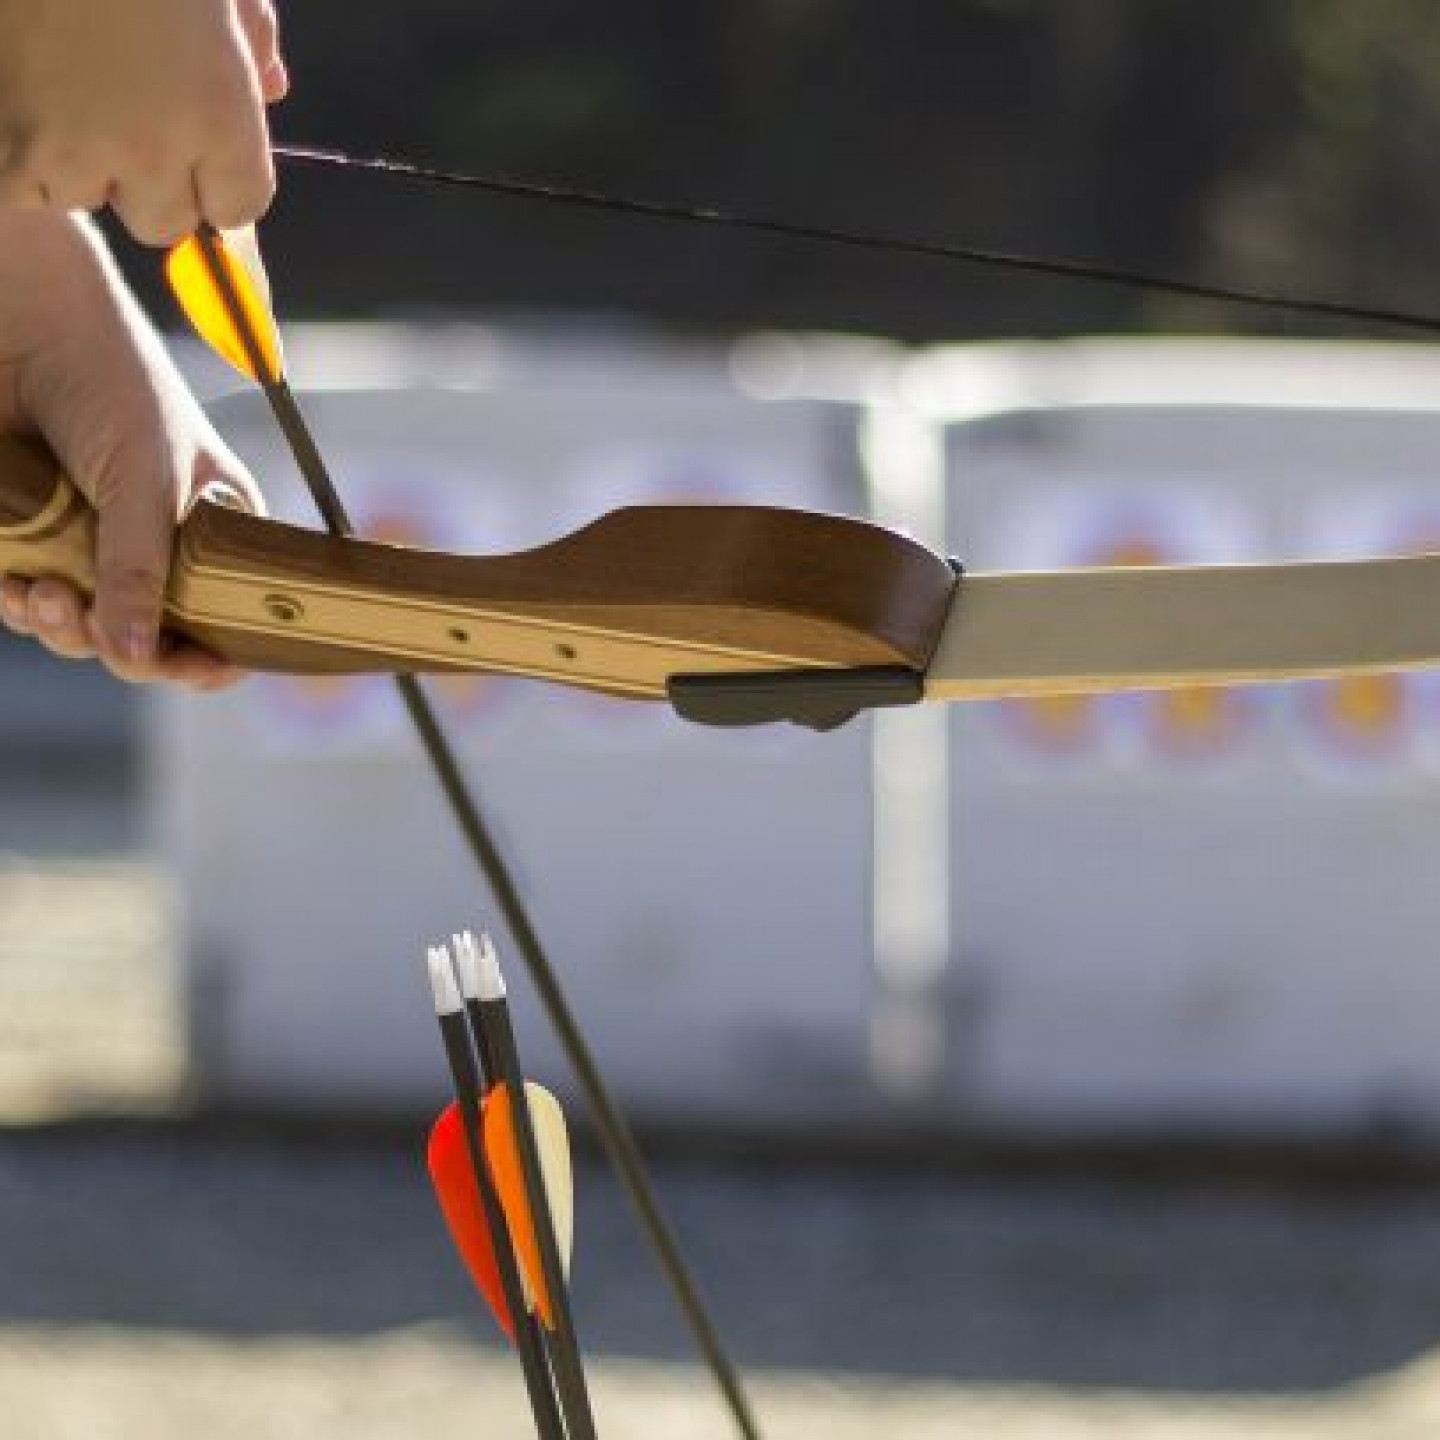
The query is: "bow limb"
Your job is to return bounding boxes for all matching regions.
[925,548,1440,699]
[0,433,957,697]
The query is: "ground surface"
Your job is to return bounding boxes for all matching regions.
[4,769,1440,1436]
[4,1122,1440,1438]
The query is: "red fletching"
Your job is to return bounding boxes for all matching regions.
[427,1100,515,1341]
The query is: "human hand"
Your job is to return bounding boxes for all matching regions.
[0,0,287,244]
[0,208,264,688]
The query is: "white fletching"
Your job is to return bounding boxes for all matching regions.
[426,945,463,1015]
[221,224,286,370]
[224,225,274,308]
[525,1082,575,1277]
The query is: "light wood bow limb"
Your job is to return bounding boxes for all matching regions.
[0,434,957,705]
[926,548,1440,700]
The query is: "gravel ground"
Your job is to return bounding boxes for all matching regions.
[0,1123,1438,1437]
[4,779,1440,1436]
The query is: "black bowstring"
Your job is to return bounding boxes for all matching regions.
[275,141,1440,338]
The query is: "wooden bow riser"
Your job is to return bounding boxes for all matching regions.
[0,436,957,699]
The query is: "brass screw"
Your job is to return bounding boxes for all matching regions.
[263,594,304,624]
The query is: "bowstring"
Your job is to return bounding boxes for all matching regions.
[274,141,1440,338]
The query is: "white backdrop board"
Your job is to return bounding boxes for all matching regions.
[153,333,1440,1139]
[921,341,1440,1136]
[151,334,878,1120]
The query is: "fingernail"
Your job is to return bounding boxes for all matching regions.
[36,596,66,627]
[126,624,154,664]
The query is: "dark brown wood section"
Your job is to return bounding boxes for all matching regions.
[178,500,957,674]
[1,433,958,684]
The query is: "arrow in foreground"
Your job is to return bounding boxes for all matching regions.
[452,930,595,1439]
[428,935,593,1437]
[427,946,564,1438]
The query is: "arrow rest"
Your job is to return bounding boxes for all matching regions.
[667,664,925,730]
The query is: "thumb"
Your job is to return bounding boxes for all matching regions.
[84,435,177,670]
[21,365,180,673]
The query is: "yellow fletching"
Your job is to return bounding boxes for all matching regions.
[165,229,284,384]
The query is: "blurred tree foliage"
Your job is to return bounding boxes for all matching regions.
[179,1,1440,341]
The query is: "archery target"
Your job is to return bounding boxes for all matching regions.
[980,482,1262,769]
[1287,492,1440,779]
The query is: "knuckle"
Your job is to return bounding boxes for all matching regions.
[118,133,170,180]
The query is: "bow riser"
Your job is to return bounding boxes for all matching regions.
[0,435,956,698]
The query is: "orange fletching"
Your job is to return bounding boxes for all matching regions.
[484,1084,553,1328]
[427,1101,515,1341]
[165,229,283,383]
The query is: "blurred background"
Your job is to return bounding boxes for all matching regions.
[8,2,1440,1435]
